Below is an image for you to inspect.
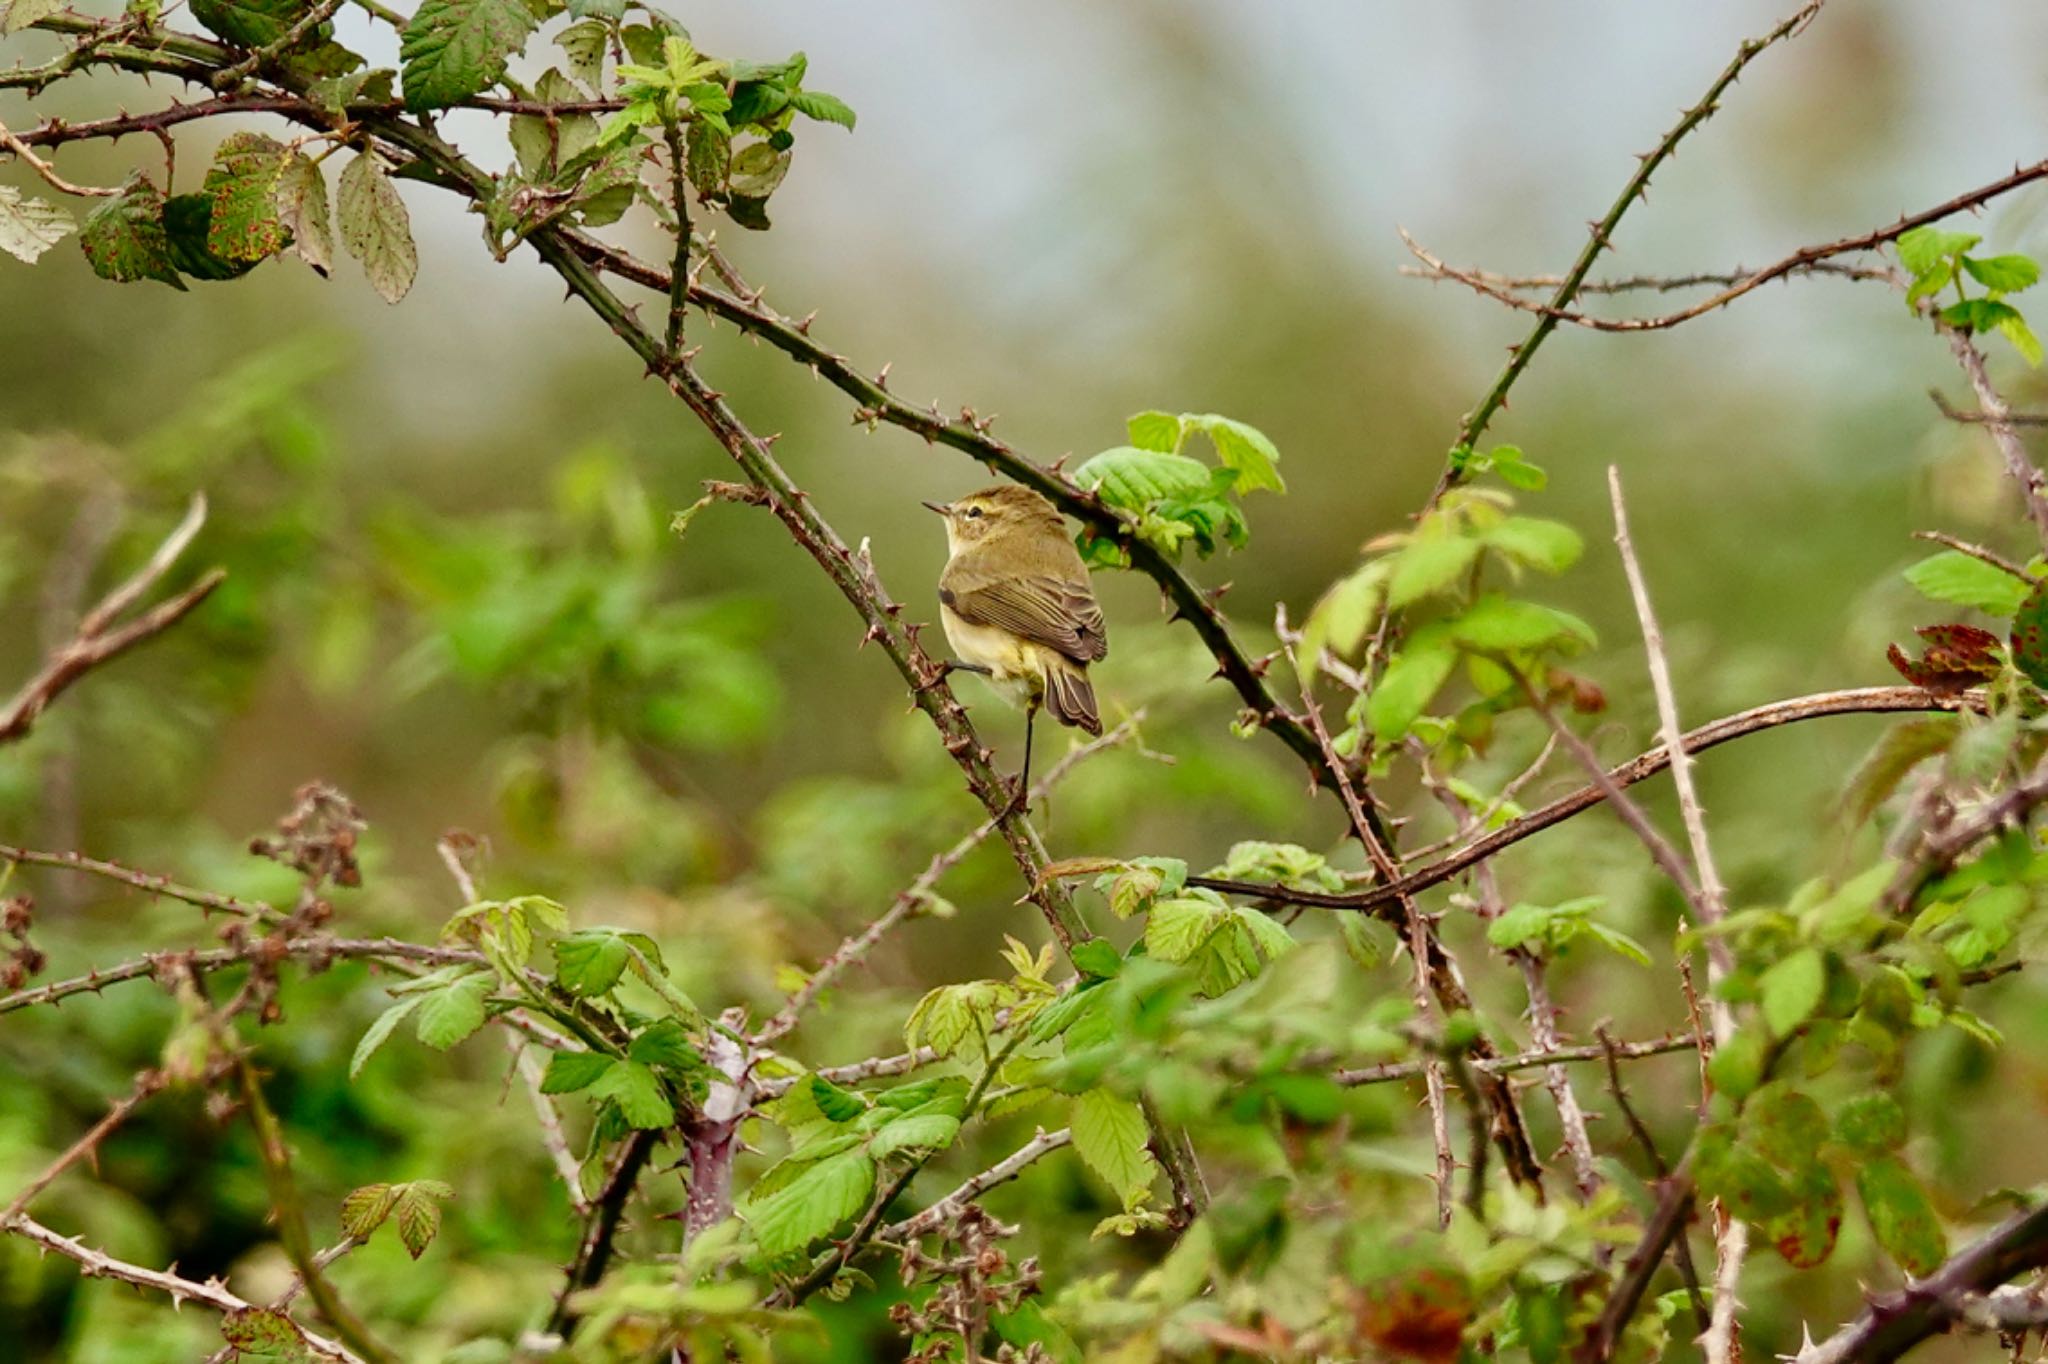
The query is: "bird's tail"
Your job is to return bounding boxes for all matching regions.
[1043,658,1101,736]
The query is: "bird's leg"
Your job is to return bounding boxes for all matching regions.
[925,655,995,684]
[1006,704,1037,818]
[918,657,992,692]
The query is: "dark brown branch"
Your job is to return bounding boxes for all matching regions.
[1795,1199,2048,1364]
[1576,1166,1699,1364]
[1187,685,1977,913]
[546,1128,658,1334]
[1599,1029,1709,1333]
[560,232,1332,785]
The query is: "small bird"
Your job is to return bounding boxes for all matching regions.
[924,485,1107,809]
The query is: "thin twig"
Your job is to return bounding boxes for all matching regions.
[1598,1028,1709,1332]
[3,1212,360,1362]
[1912,530,2037,583]
[1187,686,1977,914]
[1427,0,1826,489]
[755,711,1149,1045]
[1,494,222,745]
[0,114,122,195]
[1944,326,2048,554]
[1,1069,169,1223]
[1930,387,2048,428]
[1607,466,1745,1361]
[513,1041,590,1217]
[1335,1031,1697,1087]
[1399,259,1890,297]
[882,1127,1074,1242]
[1407,150,2048,338]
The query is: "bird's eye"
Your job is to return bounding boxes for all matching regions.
[964,506,983,519]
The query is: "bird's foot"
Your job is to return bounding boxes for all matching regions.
[919,658,993,691]
[1001,772,1031,820]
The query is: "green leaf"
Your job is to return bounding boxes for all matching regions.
[391,1180,452,1259]
[1834,1093,1906,1154]
[728,79,790,125]
[540,1049,614,1094]
[1856,1157,1947,1276]
[220,1308,311,1362]
[1490,445,1547,491]
[1300,564,1387,672]
[2011,581,2048,689]
[554,929,633,995]
[337,153,417,303]
[349,995,424,1078]
[786,88,855,129]
[339,1183,399,1239]
[1940,297,2024,335]
[1582,922,1652,967]
[163,194,257,281]
[1962,253,2039,294]
[1760,947,1826,1037]
[1070,1088,1157,1210]
[1998,312,2045,368]
[1905,258,1955,307]
[1145,896,1223,964]
[413,971,492,1049]
[747,1149,875,1257]
[591,1059,673,1128]
[509,70,599,178]
[79,177,184,289]
[557,18,607,89]
[1482,517,1583,574]
[2,0,64,34]
[685,119,730,197]
[399,0,537,110]
[808,1074,867,1122]
[728,142,791,198]
[1127,410,1182,453]
[1073,447,1215,512]
[1707,1027,1767,1100]
[1070,939,1122,979]
[202,132,292,262]
[274,152,332,275]
[1193,414,1286,493]
[0,186,75,263]
[188,0,310,46]
[628,1018,699,1072]
[1388,535,1482,609]
[1365,635,1457,741]
[1903,551,2030,615]
[1897,226,1979,276]
[1449,595,1595,652]
[868,1112,960,1159]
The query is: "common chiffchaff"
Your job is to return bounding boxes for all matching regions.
[924,485,1108,807]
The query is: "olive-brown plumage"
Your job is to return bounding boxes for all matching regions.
[924,485,1106,810]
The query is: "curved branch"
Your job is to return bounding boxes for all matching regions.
[562,234,1331,780]
[1796,1199,2048,1364]
[1406,156,2048,336]
[1187,686,1977,912]
[1431,0,1825,476]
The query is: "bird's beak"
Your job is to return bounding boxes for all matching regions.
[921,501,950,516]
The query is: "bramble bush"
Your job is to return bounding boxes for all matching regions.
[9,1,2048,1361]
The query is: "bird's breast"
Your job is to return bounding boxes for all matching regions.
[939,604,1044,707]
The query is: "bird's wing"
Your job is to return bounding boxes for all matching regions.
[941,567,1108,664]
